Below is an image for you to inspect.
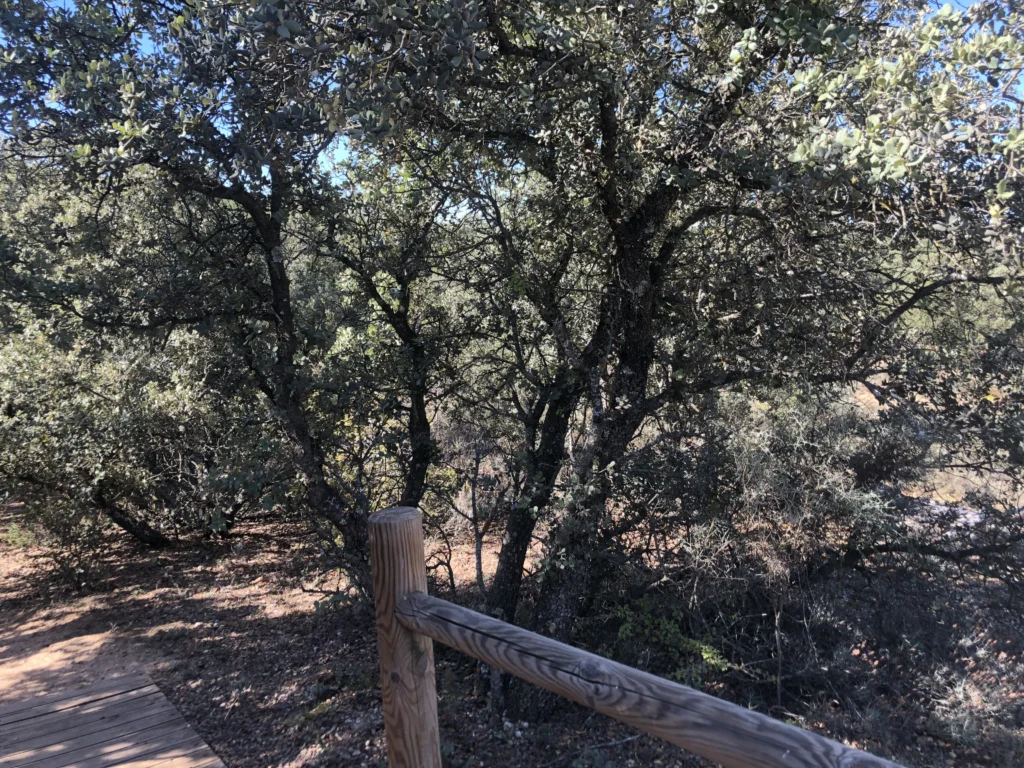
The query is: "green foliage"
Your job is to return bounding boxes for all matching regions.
[313,588,358,615]
[0,0,1020,706]
[0,258,290,561]
[3,521,39,548]
[615,595,732,686]
[32,502,107,589]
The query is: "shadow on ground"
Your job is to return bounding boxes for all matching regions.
[2,510,1022,767]
[0,517,708,768]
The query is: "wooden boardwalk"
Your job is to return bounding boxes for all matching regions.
[0,674,224,768]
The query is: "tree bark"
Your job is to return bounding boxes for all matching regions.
[333,248,435,510]
[256,209,371,589]
[505,213,664,714]
[486,371,579,622]
[92,486,171,548]
[487,500,538,621]
[400,342,433,507]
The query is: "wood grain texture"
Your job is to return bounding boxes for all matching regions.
[0,676,153,725]
[64,725,198,768]
[0,675,223,768]
[0,701,179,763]
[25,720,190,768]
[116,745,223,768]
[0,688,163,743]
[396,592,905,768]
[369,507,442,768]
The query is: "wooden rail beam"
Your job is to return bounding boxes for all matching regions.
[395,591,904,768]
[369,507,442,768]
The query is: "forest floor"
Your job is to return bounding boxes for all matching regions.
[2,510,1022,768]
[0,513,707,768]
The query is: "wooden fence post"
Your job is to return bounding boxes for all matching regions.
[369,507,442,768]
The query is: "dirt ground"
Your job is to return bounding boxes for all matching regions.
[4,507,1023,768]
[0,514,708,768]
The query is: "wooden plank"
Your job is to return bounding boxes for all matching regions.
[24,719,195,768]
[153,758,223,768]
[0,689,166,747]
[71,729,207,768]
[0,686,160,741]
[0,674,223,768]
[0,676,153,727]
[369,507,441,768]
[396,592,905,768]
[0,695,175,754]
[0,676,146,720]
[184,759,224,768]
[148,744,223,768]
[0,704,182,766]
[116,742,225,768]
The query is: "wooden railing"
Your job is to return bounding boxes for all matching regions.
[370,507,904,768]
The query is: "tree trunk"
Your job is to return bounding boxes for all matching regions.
[259,214,372,589]
[93,487,171,548]
[505,222,662,715]
[487,501,538,622]
[333,244,435,510]
[504,503,600,719]
[400,343,432,507]
[486,372,578,622]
